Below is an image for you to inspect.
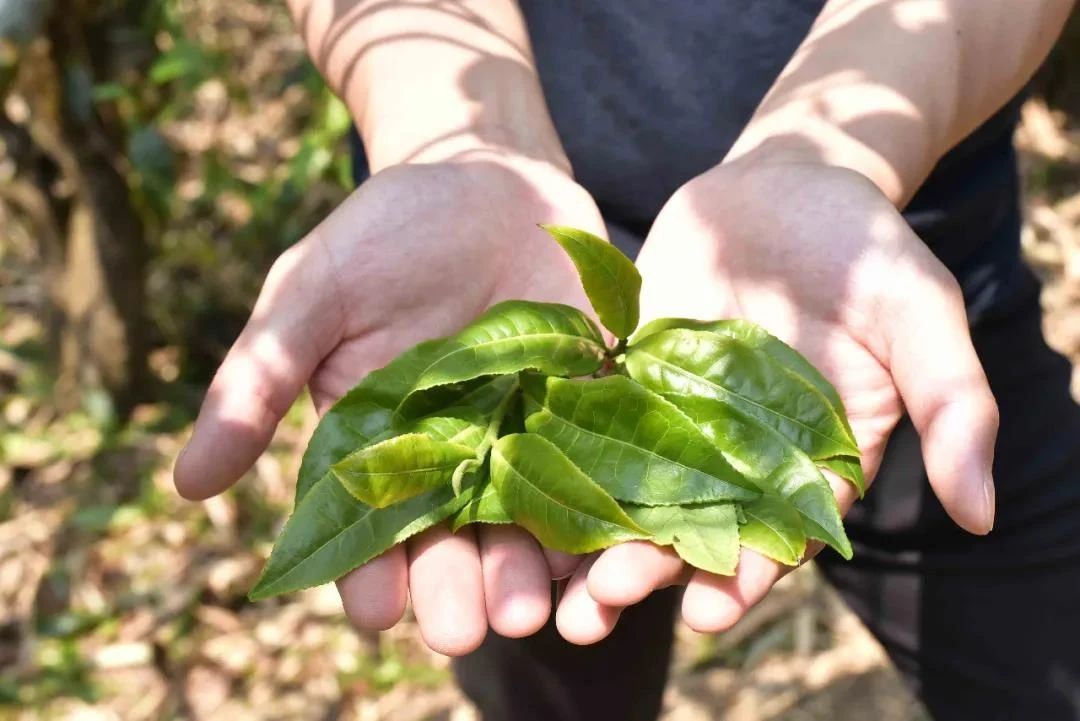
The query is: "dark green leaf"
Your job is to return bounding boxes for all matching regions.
[490,434,648,553]
[249,472,477,600]
[331,433,477,508]
[624,503,740,576]
[738,495,807,566]
[625,328,859,460]
[631,318,863,493]
[450,476,512,531]
[523,376,759,505]
[406,301,606,400]
[640,392,851,559]
[540,225,641,339]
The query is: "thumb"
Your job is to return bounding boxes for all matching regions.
[875,254,999,535]
[174,242,342,500]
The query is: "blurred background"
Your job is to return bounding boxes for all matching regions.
[0,2,1078,720]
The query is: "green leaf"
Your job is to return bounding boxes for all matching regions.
[540,225,641,339]
[764,452,852,559]
[249,472,477,600]
[490,434,648,553]
[624,503,740,576]
[523,375,759,505]
[820,455,864,494]
[295,339,448,503]
[450,476,513,531]
[625,328,859,461]
[738,495,807,566]
[406,301,606,400]
[440,380,518,495]
[297,343,513,504]
[639,392,851,559]
[331,434,477,508]
[631,318,863,493]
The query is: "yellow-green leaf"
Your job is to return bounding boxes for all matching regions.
[540,224,641,339]
[331,433,477,508]
[738,495,807,566]
[624,502,740,576]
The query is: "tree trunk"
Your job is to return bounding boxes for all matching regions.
[1,2,148,419]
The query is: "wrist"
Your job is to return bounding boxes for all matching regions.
[722,109,935,208]
[363,118,571,175]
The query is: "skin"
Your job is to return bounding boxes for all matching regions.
[174,0,1075,654]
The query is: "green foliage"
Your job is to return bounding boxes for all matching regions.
[491,433,649,553]
[332,433,479,508]
[539,225,642,339]
[405,300,607,398]
[625,503,741,576]
[523,375,759,505]
[737,495,808,567]
[250,227,863,599]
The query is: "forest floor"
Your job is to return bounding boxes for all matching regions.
[1,2,1079,719]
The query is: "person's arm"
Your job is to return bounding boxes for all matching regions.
[286,0,568,172]
[571,2,1076,641]
[726,0,1075,205]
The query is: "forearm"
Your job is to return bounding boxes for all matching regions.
[726,0,1075,206]
[287,0,567,172]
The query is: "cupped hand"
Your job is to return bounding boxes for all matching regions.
[174,153,599,655]
[554,160,999,645]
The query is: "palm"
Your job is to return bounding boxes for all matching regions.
[565,162,997,643]
[299,158,600,407]
[176,154,606,654]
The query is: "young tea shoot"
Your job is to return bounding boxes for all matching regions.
[249,225,863,600]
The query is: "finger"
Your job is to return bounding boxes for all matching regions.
[174,243,342,500]
[874,253,998,534]
[408,526,487,656]
[586,542,688,607]
[681,549,783,633]
[555,555,621,645]
[543,548,582,580]
[478,525,551,638]
[337,545,408,631]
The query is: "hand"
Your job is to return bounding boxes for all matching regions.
[552,160,999,644]
[174,153,602,654]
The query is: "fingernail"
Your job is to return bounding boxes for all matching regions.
[982,470,996,533]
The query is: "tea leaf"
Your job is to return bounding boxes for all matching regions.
[540,224,641,339]
[631,318,863,493]
[523,375,759,505]
[819,455,864,493]
[331,433,477,508]
[625,328,859,461]
[638,392,851,558]
[737,495,807,566]
[450,476,512,531]
[295,338,448,503]
[406,301,606,401]
[249,471,478,600]
[490,433,648,553]
[624,503,740,576]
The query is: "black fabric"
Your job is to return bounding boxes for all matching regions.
[348,3,1080,717]
[453,588,680,721]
